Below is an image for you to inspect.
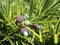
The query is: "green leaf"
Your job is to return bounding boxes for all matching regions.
[26,26,43,42]
[15,33,34,45]
[54,34,58,44]
[39,31,43,42]
[42,0,59,14]
[8,38,14,45]
[21,41,27,45]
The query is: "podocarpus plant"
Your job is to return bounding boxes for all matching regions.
[0,0,60,45]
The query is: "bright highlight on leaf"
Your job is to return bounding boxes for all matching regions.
[54,34,58,44]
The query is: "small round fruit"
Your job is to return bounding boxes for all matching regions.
[37,25,43,29]
[20,28,30,34]
[23,31,28,36]
[16,15,24,22]
[30,24,38,29]
[24,14,29,19]
[31,24,43,30]
[24,20,30,25]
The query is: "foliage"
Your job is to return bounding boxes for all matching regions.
[0,0,60,45]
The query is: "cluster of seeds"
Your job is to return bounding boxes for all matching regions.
[16,14,43,36]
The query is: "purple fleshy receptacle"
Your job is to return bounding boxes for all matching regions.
[16,15,24,22]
